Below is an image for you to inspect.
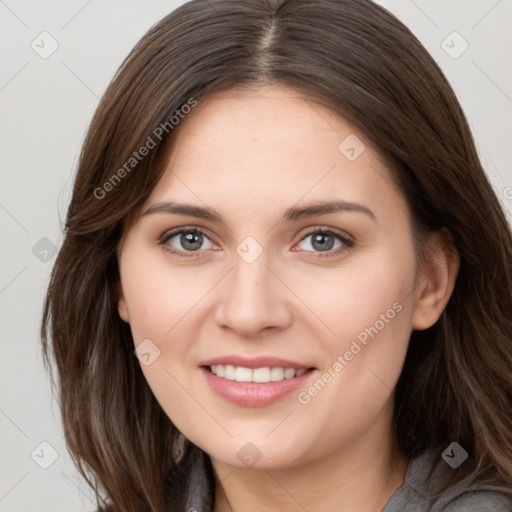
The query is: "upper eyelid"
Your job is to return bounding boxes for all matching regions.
[296,226,354,246]
[301,226,352,238]
[160,225,217,242]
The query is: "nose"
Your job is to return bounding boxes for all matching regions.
[214,252,293,337]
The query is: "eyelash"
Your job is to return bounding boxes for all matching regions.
[158,226,355,259]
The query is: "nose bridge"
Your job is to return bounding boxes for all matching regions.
[214,247,292,335]
[229,251,274,312]
[232,252,269,299]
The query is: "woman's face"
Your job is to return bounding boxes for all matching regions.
[117,85,429,469]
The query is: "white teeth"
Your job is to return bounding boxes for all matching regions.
[234,366,252,382]
[284,368,295,379]
[252,367,270,382]
[209,365,309,383]
[224,365,236,380]
[270,367,284,381]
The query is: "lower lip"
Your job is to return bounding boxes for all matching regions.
[201,367,316,407]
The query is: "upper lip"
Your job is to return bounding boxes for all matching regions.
[199,355,314,370]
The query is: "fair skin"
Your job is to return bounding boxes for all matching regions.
[117,85,459,512]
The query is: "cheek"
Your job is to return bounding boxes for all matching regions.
[287,236,417,427]
[120,245,219,342]
[289,275,415,461]
[288,241,417,358]
[119,249,226,432]
[292,238,416,427]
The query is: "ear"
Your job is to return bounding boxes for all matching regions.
[411,228,460,330]
[115,282,130,323]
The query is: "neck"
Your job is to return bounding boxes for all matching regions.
[211,417,410,512]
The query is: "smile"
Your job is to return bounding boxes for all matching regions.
[202,365,316,407]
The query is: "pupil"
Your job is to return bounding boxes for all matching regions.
[312,233,334,251]
[181,231,202,251]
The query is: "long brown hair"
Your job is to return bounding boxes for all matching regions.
[41,0,512,510]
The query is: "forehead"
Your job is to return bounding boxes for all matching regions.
[145,85,406,221]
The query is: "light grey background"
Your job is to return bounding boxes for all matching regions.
[1,1,511,510]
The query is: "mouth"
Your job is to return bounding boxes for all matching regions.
[200,364,317,407]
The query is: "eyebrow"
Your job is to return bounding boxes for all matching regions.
[143,200,376,223]
[143,201,223,223]
[283,200,375,222]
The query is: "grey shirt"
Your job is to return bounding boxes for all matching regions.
[382,448,512,511]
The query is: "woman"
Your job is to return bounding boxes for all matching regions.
[41,0,512,511]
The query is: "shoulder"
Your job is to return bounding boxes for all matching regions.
[441,490,512,511]
[383,448,512,512]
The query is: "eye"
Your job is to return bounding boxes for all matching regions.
[160,228,217,254]
[295,228,353,255]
